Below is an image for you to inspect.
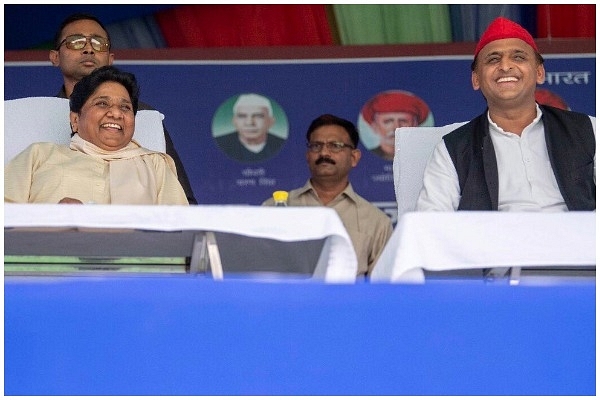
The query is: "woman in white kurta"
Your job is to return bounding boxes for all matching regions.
[5,66,188,205]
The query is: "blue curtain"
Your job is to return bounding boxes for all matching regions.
[448,5,537,42]
[107,15,167,49]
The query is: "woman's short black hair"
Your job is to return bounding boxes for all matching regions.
[306,114,360,148]
[70,65,139,115]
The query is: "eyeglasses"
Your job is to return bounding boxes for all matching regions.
[307,141,355,153]
[57,35,110,52]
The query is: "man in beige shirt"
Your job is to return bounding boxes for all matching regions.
[263,114,393,277]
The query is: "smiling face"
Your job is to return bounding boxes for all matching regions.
[472,38,545,111]
[70,81,135,151]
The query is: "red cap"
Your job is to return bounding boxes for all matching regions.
[361,90,430,125]
[475,17,538,58]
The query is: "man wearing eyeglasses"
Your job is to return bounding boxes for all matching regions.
[262,114,393,278]
[48,13,197,205]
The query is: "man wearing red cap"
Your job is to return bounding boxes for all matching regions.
[361,90,432,161]
[417,17,595,212]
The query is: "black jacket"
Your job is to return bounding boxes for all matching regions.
[443,105,595,211]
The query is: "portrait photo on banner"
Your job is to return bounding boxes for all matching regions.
[212,93,289,164]
[357,89,435,161]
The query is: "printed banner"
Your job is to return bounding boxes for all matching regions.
[5,54,595,224]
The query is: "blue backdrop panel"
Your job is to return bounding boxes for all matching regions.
[4,55,595,221]
[4,277,595,396]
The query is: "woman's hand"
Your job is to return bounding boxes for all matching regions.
[58,197,83,204]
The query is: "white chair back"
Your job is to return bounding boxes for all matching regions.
[4,96,166,164]
[393,122,467,218]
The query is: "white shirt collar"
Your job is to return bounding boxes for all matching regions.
[486,104,543,136]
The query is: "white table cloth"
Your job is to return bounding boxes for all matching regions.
[370,211,596,283]
[4,203,358,282]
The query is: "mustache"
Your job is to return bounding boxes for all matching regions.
[316,157,336,165]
